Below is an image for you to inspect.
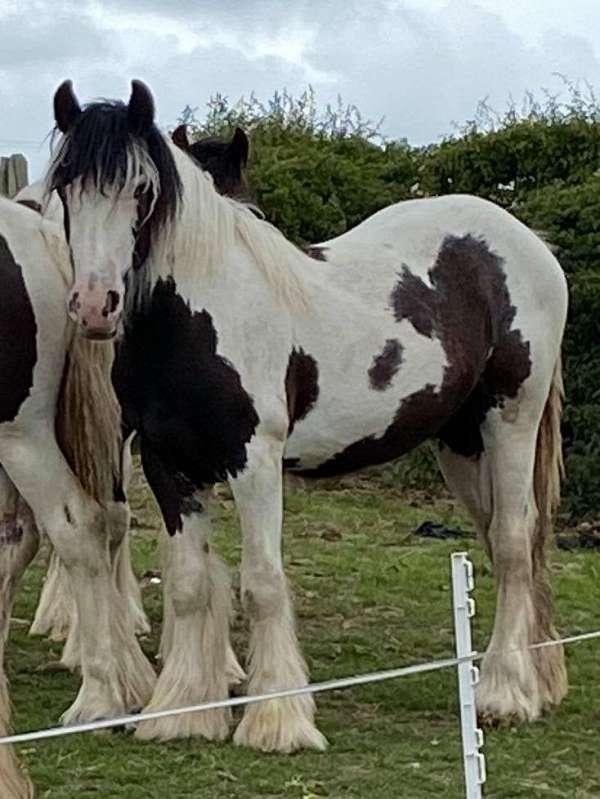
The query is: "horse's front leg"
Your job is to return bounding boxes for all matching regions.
[231,431,327,753]
[135,442,234,741]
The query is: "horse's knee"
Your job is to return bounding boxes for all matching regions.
[488,515,535,580]
[45,502,107,569]
[242,569,287,621]
[168,561,210,616]
[106,501,130,552]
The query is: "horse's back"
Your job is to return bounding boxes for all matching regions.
[323,194,565,299]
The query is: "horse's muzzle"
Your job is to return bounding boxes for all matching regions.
[67,283,122,340]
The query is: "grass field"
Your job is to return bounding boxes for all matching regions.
[7,466,600,798]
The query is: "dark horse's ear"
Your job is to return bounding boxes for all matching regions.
[171,124,190,151]
[54,80,82,133]
[128,80,155,135]
[230,127,249,167]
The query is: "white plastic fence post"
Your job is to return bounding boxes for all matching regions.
[451,552,486,799]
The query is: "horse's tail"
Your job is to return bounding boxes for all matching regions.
[533,354,564,560]
[55,335,122,504]
[529,352,568,702]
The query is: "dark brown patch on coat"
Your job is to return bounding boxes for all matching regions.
[293,234,531,476]
[113,276,259,534]
[438,330,532,457]
[296,384,448,477]
[368,339,403,390]
[392,234,531,458]
[0,235,37,423]
[16,199,42,214]
[285,348,319,434]
[303,245,328,262]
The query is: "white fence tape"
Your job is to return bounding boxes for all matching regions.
[3,553,600,799]
[2,628,600,746]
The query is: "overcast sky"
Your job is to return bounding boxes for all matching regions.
[2,0,600,179]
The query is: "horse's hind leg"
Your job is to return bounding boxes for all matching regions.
[0,429,155,724]
[0,468,39,798]
[436,446,492,549]
[447,375,565,722]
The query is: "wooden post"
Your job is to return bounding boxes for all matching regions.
[0,154,28,198]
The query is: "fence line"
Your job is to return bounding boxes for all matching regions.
[2,624,599,747]
[3,553,600,799]
[452,552,485,798]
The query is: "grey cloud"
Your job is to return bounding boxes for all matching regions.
[2,0,600,180]
[300,1,600,142]
[0,8,111,69]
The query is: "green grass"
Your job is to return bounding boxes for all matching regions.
[7,468,600,798]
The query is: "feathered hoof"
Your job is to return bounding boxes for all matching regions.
[234,696,327,753]
[476,669,541,726]
[533,642,568,711]
[135,706,230,742]
[60,685,125,728]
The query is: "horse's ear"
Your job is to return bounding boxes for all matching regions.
[128,80,155,135]
[230,127,249,167]
[172,124,190,151]
[54,80,82,133]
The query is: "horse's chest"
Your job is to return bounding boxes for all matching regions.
[113,278,258,490]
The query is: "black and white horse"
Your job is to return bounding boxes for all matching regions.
[17,124,251,666]
[0,125,250,796]
[47,79,568,755]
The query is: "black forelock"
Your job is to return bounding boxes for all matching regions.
[48,99,182,235]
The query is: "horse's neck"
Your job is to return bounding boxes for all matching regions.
[158,166,317,317]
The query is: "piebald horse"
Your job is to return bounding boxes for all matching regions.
[18,125,251,666]
[47,79,567,755]
[0,126,250,797]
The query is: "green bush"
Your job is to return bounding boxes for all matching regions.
[181,90,419,245]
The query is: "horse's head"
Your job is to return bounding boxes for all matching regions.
[172,124,249,198]
[48,80,181,340]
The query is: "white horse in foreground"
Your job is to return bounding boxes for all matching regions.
[0,196,156,798]
[44,78,568,756]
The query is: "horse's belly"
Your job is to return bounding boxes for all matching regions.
[283,318,453,476]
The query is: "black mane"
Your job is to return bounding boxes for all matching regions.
[48,100,182,236]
